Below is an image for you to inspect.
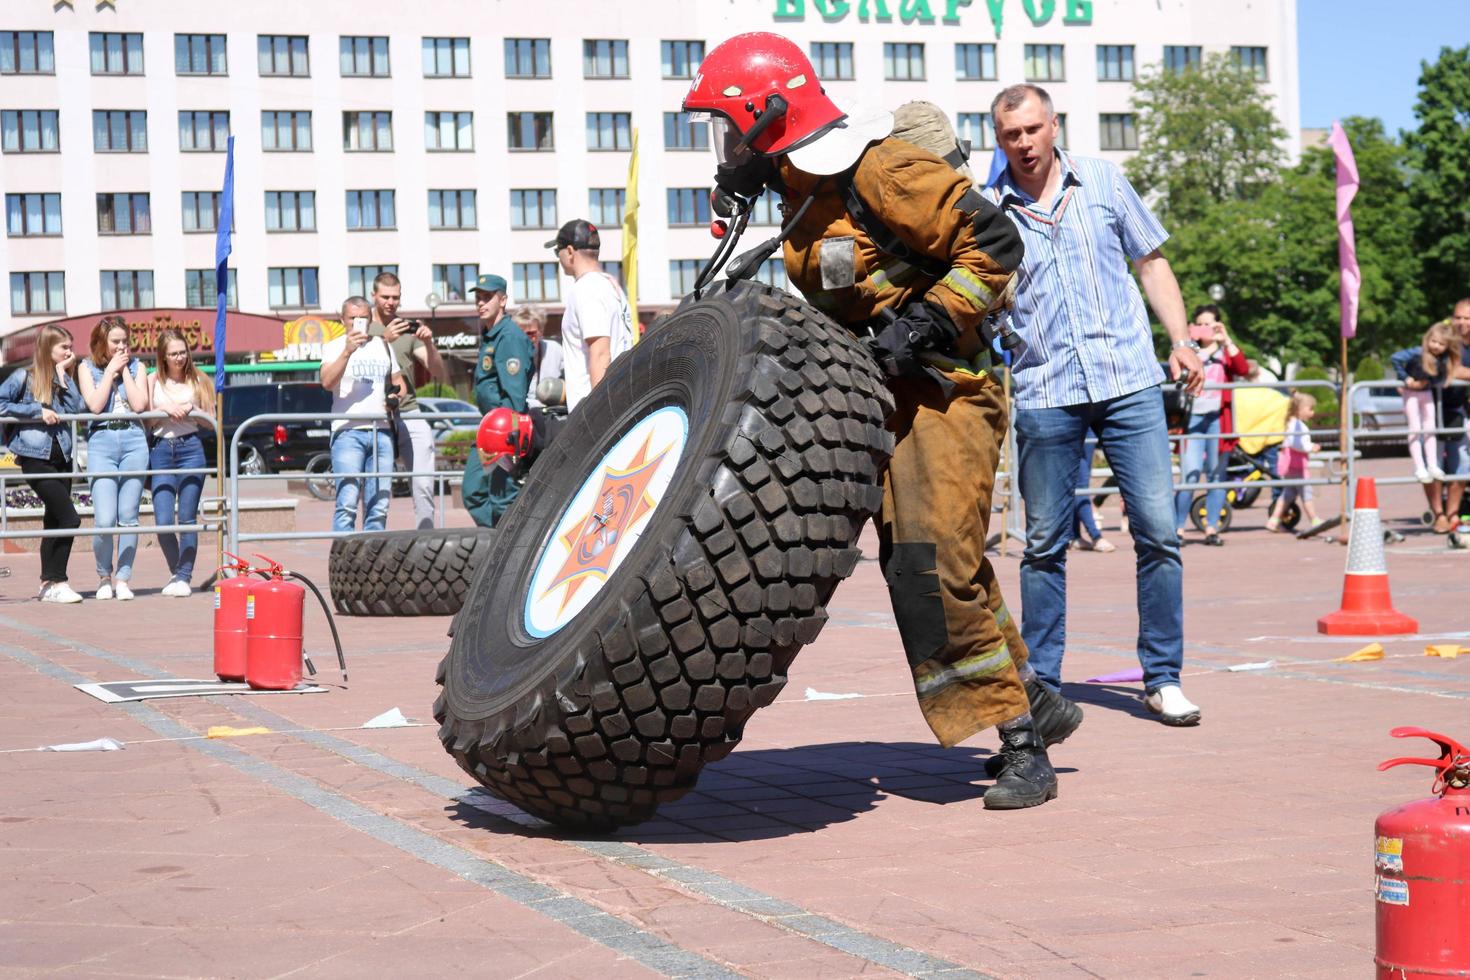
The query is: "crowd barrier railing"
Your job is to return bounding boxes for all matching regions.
[1345,379,1470,510]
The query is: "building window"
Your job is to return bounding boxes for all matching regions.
[346,190,395,230]
[6,194,61,237]
[589,188,625,226]
[425,111,473,151]
[583,39,629,79]
[667,188,711,227]
[602,260,623,284]
[10,271,64,315]
[955,42,996,81]
[956,113,995,152]
[97,193,151,235]
[1232,45,1268,81]
[258,35,309,77]
[422,37,470,77]
[100,270,154,311]
[347,265,398,298]
[507,111,554,151]
[1025,44,1065,81]
[504,37,551,78]
[186,268,237,309]
[428,190,476,229]
[2,110,59,153]
[432,264,479,303]
[748,192,782,226]
[268,267,319,309]
[175,34,227,75]
[1164,45,1201,74]
[884,42,925,81]
[1057,113,1069,150]
[669,260,701,297]
[663,111,708,151]
[509,189,557,229]
[93,110,148,152]
[89,32,144,75]
[1097,44,1134,81]
[265,191,316,232]
[1099,113,1138,151]
[586,111,632,151]
[181,191,224,233]
[340,36,389,77]
[809,41,854,80]
[513,262,559,303]
[343,111,392,151]
[755,258,788,291]
[262,110,312,151]
[2,31,54,74]
[661,40,703,79]
[179,111,229,151]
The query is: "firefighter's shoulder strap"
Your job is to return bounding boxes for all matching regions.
[839,175,950,281]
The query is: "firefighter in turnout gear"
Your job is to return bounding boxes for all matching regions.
[462,274,535,528]
[683,33,1081,809]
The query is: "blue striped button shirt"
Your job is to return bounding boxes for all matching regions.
[986,151,1169,410]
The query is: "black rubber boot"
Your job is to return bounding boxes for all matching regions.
[983,718,1058,810]
[983,677,1082,778]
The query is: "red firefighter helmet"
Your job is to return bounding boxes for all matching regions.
[477,408,534,469]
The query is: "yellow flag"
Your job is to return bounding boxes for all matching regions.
[1337,643,1385,663]
[622,127,640,340]
[1425,644,1463,659]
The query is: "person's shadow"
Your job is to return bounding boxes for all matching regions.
[1062,681,1155,721]
[447,740,1078,844]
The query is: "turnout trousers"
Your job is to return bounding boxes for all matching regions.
[879,363,1030,748]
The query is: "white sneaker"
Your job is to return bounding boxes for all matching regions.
[161,579,192,597]
[113,581,134,601]
[1144,684,1202,726]
[1414,466,1432,484]
[1427,464,1448,482]
[41,583,83,604]
[95,581,113,600]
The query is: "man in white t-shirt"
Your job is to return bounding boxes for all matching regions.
[544,219,634,411]
[319,295,405,532]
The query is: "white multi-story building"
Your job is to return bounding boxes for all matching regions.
[1,0,1298,342]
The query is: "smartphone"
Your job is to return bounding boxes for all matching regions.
[351,316,368,333]
[1188,324,1215,343]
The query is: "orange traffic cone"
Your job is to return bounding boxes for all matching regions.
[1317,478,1418,635]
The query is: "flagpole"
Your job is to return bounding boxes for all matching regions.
[212,136,236,577]
[1339,335,1349,522]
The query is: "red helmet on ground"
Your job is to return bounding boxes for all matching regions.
[477,408,534,469]
[683,32,892,175]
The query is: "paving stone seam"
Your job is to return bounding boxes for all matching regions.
[0,614,995,980]
[0,640,741,980]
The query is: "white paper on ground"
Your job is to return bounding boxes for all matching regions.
[804,687,864,701]
[1228,660,1276,672]
[42,737,125,752]
[361,707,412,729]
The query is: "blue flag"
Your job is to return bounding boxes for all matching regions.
[213,136,235,392]
[984,147,1008,189]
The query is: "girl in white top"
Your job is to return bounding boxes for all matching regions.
[148,329,215,595]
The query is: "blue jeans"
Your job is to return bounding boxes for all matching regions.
[149,432,206,582]
[1174,411,1225,531]
[87,425,148,582]
[1072,437,1102,541]
[331,427,392,532]
[1015,385,1184,693]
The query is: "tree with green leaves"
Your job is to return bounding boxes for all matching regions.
[1125,52,1287,227]
[1405,45,1470,318]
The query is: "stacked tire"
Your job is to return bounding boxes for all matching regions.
[329,528,495,617]
[434,282,894,829]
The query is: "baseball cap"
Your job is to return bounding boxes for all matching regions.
[467,273,507,295]
[544,219,601,252]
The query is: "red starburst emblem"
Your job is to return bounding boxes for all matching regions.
[539,430,674,615]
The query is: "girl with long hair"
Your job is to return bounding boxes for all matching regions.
[0,325,85,602]
[77,315,149,600]
[149,329,214,596]
[1399,322,1461,485]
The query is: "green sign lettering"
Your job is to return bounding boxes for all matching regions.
[1022,0,1055,25]
[985,0,1005,37]
[774,0,805,19]
[858,0,894,18]
[899,0,935,22]
[1064,0,1092,23]
[773,0,1092,32]
[813,0,851,19]
[943,0,972,23]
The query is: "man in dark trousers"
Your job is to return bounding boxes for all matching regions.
[462,274,534,527]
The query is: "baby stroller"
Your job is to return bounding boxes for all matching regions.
[1188,445,1300,533]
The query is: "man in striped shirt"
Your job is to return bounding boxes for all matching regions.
[986,84,1207,728]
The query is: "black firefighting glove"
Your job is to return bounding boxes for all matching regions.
[870,301,960,379]
[712,157,776,217]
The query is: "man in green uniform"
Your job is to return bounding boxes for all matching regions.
[462,273,534,527]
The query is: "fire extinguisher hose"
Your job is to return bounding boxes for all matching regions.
[285,571,348,685]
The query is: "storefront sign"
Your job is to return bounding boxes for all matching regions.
[2,309,288,368]
[279,316,345,361]
[773,0,1092,35]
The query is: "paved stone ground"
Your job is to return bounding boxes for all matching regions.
[2,457,1466,978]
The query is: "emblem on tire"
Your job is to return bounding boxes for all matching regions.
[524,405,688,638]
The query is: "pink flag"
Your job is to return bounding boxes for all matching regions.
[1328,122,1360,340]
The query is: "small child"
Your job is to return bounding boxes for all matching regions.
[1395,322,1462,483]
[1266,391,1322,532]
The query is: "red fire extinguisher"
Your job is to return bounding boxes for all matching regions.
[242,554,348,691]
[1375,726,1470,979]
[212,553,255,682]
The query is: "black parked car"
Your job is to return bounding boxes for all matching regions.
[199,381,335,476]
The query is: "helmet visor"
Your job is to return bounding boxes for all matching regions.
[701,113,754,167]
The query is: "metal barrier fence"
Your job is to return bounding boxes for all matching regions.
[1346,379,1470,510]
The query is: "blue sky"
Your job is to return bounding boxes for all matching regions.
[1298,0,1470,137]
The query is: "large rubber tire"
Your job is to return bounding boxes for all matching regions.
[434,282,894,829]
[329,528,495,616]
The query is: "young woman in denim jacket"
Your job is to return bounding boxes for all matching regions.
[0,325,85,602]
[77,316,149,601]
[148,329,213,597]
